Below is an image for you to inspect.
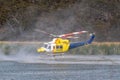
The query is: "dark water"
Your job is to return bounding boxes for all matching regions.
[0,61,120,80]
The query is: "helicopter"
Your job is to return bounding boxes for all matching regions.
[36,30,95,54]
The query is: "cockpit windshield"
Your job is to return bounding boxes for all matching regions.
[44,44,51,49]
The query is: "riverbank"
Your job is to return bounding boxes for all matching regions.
[0,42,119,55]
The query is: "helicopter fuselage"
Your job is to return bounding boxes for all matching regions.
[37,38,70,53]
[37,33,95,53]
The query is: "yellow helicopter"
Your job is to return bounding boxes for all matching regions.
[36,30,95,54]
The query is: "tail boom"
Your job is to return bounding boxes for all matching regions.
[69,33,95,49]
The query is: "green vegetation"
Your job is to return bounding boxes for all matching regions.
[70,42,120,55]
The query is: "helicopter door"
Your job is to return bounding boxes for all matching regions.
[55,45,63,52]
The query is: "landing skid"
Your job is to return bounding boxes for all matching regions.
[38,52,65,60]
[46,52,65,57]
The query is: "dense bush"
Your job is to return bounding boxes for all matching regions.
[0,0,120,41]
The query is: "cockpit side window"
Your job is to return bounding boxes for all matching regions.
[53,46,55,49]
[48,46,51,49]
[44,44,47,48]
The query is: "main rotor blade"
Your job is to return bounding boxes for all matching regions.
[34,29,57,37]
[35,29,88,39]
[59,31,88,38]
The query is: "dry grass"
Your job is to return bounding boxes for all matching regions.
[93,42,120,46]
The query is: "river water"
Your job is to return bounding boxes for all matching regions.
[0,54,120,80]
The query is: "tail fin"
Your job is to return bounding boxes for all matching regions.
[69,33,95,49]
[87,33,95,44]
